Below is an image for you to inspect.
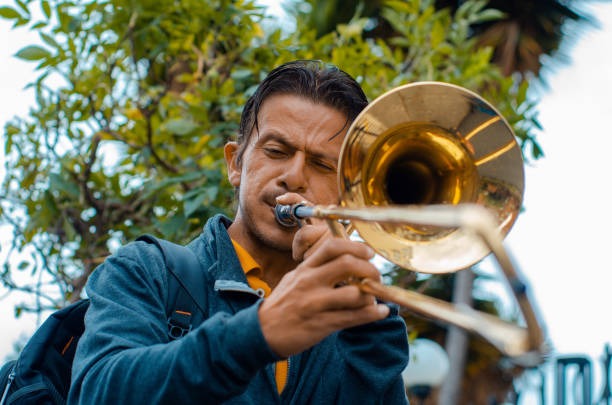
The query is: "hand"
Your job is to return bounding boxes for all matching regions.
[275,193,347,262]
[261,194,389,358]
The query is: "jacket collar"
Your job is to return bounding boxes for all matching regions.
[195,214,259,296]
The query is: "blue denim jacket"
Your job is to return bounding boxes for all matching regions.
[68,215,409,404]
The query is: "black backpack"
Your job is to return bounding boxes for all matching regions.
[0,235,206,405]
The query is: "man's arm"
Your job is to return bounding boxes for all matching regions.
[336,303,409,403]
[68,241,279,404]
[265,194,409,403]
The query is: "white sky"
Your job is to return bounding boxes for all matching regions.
[505,4,612,356]
[1,0,612,398]
[500,3,612,396]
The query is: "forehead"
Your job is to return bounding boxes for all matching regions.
[252,93,348,154]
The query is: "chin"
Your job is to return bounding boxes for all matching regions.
[246,210,294,252]
[264,223,295,252]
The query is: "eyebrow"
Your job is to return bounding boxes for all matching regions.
[258,132,339,164]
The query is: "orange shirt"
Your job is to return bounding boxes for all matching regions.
[231,240,288,394]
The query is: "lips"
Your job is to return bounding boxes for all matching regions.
[263,189,295,209]
[262,191,285,220]
[263,194,281,211]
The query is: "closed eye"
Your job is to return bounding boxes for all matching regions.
[263,147,289,158]
[311,158,336,173]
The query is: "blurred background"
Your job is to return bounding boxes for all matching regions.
[1,0,611,403]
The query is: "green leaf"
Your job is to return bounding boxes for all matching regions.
[157,213,187,237]
[40,32,59,48]
[12,16,28,28]
[15,45,51,61]
[14,0,28,16]
[164,118,199,136]
[49,173,80,198]
[183,191,207,217]
[41,0,51,19]
[430,20,445,48]
[231,69,253,81]
[473,9,505,23]
[31,21,46,29]
[183,186,218,217]
[0,6,21,20]
[62,216,77,241]
[43,190,59,218]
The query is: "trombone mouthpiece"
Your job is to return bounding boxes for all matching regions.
[274,204,301,227]
[274,203,315,227]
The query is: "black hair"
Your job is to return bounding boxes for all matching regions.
[235,60,368,164]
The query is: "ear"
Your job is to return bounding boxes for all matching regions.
[224,141,242,188]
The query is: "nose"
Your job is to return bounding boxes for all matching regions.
[277,154,307,192]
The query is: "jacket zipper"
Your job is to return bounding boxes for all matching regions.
[277,356,292,402]
[284,357,291,391]
[0,369,15,405]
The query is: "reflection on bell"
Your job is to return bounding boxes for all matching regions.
[273,82,546,363]
[338,82,524,273]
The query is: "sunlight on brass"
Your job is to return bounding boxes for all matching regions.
[274,82,546,365]
[338,82,523,273]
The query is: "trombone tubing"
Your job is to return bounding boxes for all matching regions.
[275,203,547,364]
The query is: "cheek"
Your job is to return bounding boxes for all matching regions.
[311,176,339,204]
[237,159,269,198]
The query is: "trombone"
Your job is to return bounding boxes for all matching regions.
[275,82,547,366]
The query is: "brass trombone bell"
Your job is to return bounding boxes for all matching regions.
[274,82,546,364]
[337,81,524,273]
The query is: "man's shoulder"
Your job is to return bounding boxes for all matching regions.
[190,214,233,256]
[200,214,233,241]
[89,238,169,289]
[190,214,246,281]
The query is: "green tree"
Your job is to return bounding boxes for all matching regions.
[1,0,541,400]
[1,0,283,309]
[297,0,599,80]
[444,0,591,78]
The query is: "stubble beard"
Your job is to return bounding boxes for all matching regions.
[239,202,294,254]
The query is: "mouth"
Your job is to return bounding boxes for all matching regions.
[263,191,308,229]
[264,196,279,213]
[263,194,284,225]
[266,199,299,231]
[263,190,291,211]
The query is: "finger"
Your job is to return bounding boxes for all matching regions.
[292,222,330,261]
[313,304,391,331]
[296,253,382,293]
[313,285,378,311]
[325,219,348,239]
[275,194,334,227]
[303,238,375,269]
[275,193,309,206]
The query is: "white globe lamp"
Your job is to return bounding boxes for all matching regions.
[402,338,450,404]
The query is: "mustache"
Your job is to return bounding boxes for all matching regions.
[264,190,308,207]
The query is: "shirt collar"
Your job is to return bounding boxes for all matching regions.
[231,239,262,277]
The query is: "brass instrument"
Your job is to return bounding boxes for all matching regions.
[275,82,546,366]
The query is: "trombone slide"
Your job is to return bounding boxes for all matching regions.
[275,202,547,365]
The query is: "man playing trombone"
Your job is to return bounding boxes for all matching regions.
[69,60,409,404]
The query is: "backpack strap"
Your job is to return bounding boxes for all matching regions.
[136,235,206,341]
[0,298,91,405]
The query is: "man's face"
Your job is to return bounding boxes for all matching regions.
[225,93,348,252]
